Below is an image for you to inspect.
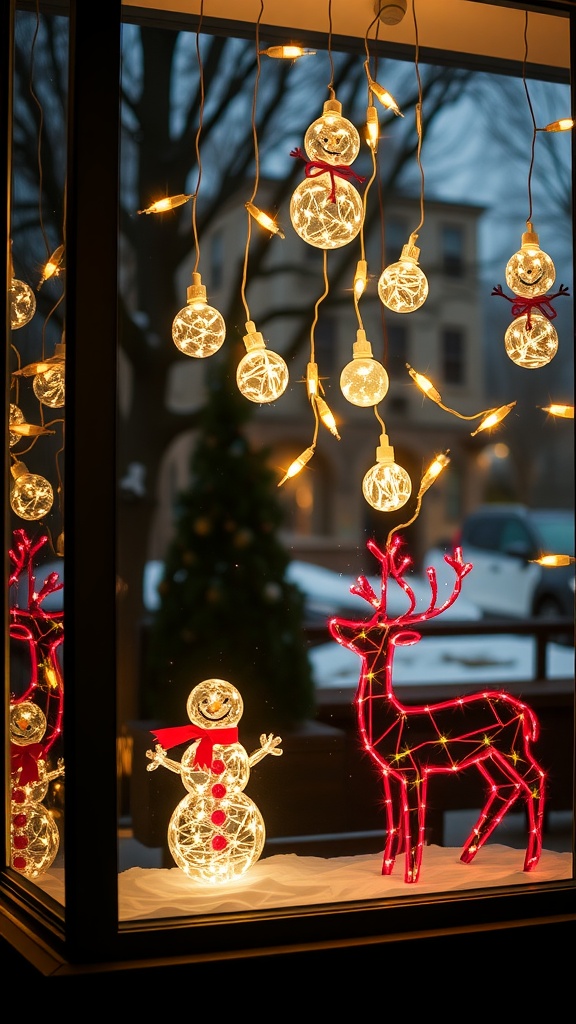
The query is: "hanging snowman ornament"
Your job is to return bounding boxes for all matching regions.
[491,223,570,368]
[146,678,282,884]
[290,99,365,249]
[10,700,64,879]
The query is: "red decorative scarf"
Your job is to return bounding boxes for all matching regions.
[151,725,238,770]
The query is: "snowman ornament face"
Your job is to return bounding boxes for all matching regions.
[290,100,364,250]
[10,701,64,879]
[146,678,282,884]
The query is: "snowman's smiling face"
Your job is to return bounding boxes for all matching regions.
[187,679,243,728]
[505,245,555,298]
[10,701,47,746]
[304,113,360,166]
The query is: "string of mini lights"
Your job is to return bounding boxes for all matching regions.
[406,363,517,437]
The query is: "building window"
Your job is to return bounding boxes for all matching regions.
[441,224,465,277]
[442,327,465,384]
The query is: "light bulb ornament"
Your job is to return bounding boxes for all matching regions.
[9,404,55,446]
[10,277,36,330]
[259,45,316,60]
[10,461,54,521]
[146,678,282,884]
[362,429,412,513]
[406,364,516,436]
[237,321,289,404]
[491,281,569,370]
[341,329,389,408]
[172,272,226,358]
[378,233,428,313]
[289,99,366,250]
[539,404,574,419]
[328,536,545,883]
[37,244,65,290]
[138,193,195,215]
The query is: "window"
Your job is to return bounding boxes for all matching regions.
[442,327,465,384]
[441,224,465,277]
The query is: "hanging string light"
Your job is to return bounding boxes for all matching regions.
[171,2,226,360]
[491,11,571,369]
[406,364,516,436]
[362,409,412,512]
[237,2,288,404]
[259,45,316,60]
[385,451,451,549]
[9,242,36,330]
[539,404,574,419]
[378,2,428,313]
[10,461,54,521]
[138,193,195,215]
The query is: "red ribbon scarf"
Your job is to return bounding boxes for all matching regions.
[290,147,365,203]
[10,743,45,786]
[151,724,238,770]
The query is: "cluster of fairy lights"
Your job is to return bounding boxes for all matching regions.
[146,678,282,883]
[8,531,64,879]
[329,534,547,883]
[135,1,574,535]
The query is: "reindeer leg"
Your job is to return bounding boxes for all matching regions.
[520,754,546,871]
[381,772,402,875]
[401,774,428,883]
[460,756,522,864]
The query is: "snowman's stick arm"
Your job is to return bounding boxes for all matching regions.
[145,744,182,775]
[248,734,283,767]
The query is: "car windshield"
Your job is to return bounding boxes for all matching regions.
[532,512,575,556]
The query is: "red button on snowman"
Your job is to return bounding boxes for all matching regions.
[146,678,282,884]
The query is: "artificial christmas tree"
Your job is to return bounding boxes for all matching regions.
[144,364,316,734]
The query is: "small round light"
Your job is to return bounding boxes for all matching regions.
[237,349,289,404]
[505,229,555,298]
[172,302,226,358]
[10,278,36,329]
[362,461,412,512]
[340,358,389,407]
[504,313,559,368]
[378,243,428,313]
[304,110,360,165]
[10,463,54,521]
[9,404,25,447]
[290,177,363,249]
[33,365,65,407]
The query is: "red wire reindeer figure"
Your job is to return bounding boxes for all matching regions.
[328,535,546,883]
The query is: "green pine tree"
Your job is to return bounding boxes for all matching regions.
[144,363,316,734]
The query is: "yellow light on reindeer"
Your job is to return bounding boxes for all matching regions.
[470,402,516,436]
[278,446,315,487]
[245,202,285,238]
[138,193,195,215]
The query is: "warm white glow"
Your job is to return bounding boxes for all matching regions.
[505,228,555,297]
[245,202,285,238]
[10,278,36,329]
[354,259,368,298]
[306,362,319,397]
[541,404,574,419]
[9,404,25,447]
[315,396,340,438]
[138,193,194,214]
[368,78,403,117]
[406,364,442,403]
[237,322,288,404]
[378,241,428,313]
[172,273,226,357]
[541,118,574,133]
[38,244,65,288]
[303,107,360,165]
[531,553,574,567]
[418,452,450,496]
[340,331,389,407]
[10,462,54,520]
[362,431,412,511]
[259,45,316,59]
[278,446,315,487]
[504,313,558,368]
[470,402,516,436]
[33,365,65,407]
[365,106,379,151]
[290,176,363,249]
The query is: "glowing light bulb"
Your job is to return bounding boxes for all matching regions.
[38,244,65,289]
[378,237,428,313]
[290,100,364,249]
[418,452,450,496]
[531,554,574,567]
[172,273,226,358]
[540,404,574,419]
[10,462,54,521]
[315,396,340,438]
[245,202,285,238]
[365,106,379,151]
[362,432,412,511]
[504,313,558,368]
[237,321,289,404]
[259,45,316,59]
[354,260,368,299]
[541,118,574,133]
[340,329,389,407]
[470,402,516,436]
[406,364,442,404]
[505,226,555,298]
[10,277,36,329]
[32,340,66,408]
[138,193,195,214]
[306,362,319,398]
[9,405,25,447]
[278,446,315,486]
[367,77,403,117]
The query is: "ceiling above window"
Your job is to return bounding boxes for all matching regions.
[124,0,571,73]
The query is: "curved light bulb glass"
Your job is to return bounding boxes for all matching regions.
[10,278,36,329]
[303,110,360,165]
[290,177,363,249]
[237,349,289,404]
[362,461,412,512]
[504,314,559,368]
[340,358,389,407]
[378,255,428,313]
[33,366,65,407]
[505,243,555,297]
[11,472,54,521]
[172,301,226,358]
[9,404,25,447]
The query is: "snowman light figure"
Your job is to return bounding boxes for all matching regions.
[290,99,365,249]
[10,700,64,879]
[146,678,282,884]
